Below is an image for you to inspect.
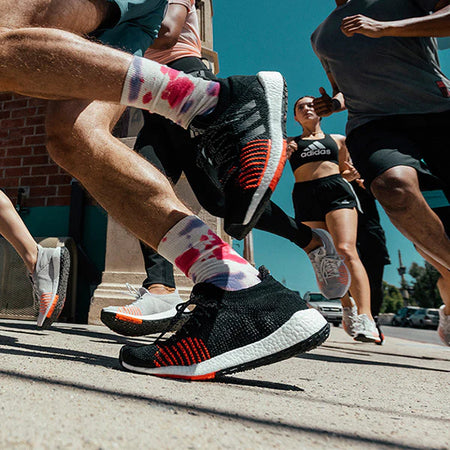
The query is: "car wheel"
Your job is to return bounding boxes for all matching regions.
[333,322,340,327]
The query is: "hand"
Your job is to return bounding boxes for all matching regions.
[341,14,388,38]
[312,87,336,117]
[286,138,297,158]
[341,161,361,182]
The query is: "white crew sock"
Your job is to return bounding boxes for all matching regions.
[121,56,220,129]
[158,216,261,291]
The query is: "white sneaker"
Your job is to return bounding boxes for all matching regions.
[32,245,71,329]
[342,297,358,337]
[353,314,381,343]
[101,285,187,336]
[308,229,351,299]
[438,305,450,346]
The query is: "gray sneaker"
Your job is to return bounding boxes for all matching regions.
[32,245,70,329]
[308,229,351,299]
[101,285,188,336]
[342,297,358,337]
[438,305,450,346]
[353,314,381,343]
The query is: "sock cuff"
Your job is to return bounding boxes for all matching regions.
[157,215,204,262]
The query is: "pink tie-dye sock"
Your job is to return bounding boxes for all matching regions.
[158,216,261,291]
[121,56,220,129]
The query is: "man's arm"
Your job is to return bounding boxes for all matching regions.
[312,72,346,117]
[341,1,450,38]
[150,3,189,50]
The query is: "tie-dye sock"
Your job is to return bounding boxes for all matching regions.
[158,216,261,291]
[121,56,220,129]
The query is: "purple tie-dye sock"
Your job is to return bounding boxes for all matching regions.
[158,216,261,291]
[121,56,219,129]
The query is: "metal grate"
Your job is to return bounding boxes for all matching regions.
[0,238,36,319]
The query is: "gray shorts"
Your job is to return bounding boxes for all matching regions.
[97,0,167,55]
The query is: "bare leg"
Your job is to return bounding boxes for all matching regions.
[0,190,37,272]
[415,246,450,315]
[0,0,134,100]
[324,208,372,318]
[371,166,450,269]
[46,100,191,249]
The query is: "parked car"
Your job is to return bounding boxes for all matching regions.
[304,291,342,327]
[407,308,440,329]
[392,306,420,327]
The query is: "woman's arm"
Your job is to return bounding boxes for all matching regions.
[333,134,361,183]
[149,3,189,50]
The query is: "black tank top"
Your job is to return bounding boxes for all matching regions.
[289,134,339,172]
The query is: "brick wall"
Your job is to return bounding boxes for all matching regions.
[0,93,72,207]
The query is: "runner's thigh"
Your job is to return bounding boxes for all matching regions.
[0,0,112,34]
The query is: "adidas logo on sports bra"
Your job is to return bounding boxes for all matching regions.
[300,142,331,158]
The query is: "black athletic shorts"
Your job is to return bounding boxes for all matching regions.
[346,111,450,192]
[292,174,359,223]
[134,57,226,217]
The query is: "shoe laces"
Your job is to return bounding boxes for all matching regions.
[312,250,345,284]
[154,289,218,345]
[119,283,149,308]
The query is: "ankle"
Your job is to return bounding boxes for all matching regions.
[24,246,39,274]
[146,284,176,295]
[304,234,322,254]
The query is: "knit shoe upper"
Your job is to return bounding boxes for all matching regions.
[119,267,329,380]
[308,229,351,299]
[101,285,187,336]
[190,72,288,240]
[32,245,70,329]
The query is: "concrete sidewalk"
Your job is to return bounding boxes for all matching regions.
[0,319,448,449]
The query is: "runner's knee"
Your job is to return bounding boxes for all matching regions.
[371,168,418,211]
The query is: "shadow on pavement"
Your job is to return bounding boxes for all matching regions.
[296,352,449,373]
[0,368,438,450]
[213,375,304,392]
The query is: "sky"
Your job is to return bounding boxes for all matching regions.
[212,0,450,295]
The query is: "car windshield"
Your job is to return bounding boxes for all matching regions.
[309,294,333,302]
[428,310,439,316]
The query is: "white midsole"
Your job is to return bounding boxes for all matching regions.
[243,71,285,225]
[121,308,328,376]
[113,308,179,321]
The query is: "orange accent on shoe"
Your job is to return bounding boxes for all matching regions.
[152,372,217,381]
[45,295,58,318]
[115,313,143,324]
[268,139,287,191]
[238,139,272,190]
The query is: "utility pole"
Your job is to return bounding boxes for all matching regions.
[397,250,410,305]
[243,231,255,267]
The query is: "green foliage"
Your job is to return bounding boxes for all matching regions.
[408,262,442,308]
[381,282,404,313]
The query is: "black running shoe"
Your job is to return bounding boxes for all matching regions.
[119,267,329,380]
[190,72,288,240]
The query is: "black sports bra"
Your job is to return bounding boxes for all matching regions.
[289,134,339,172]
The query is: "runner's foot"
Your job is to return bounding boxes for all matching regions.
[307,229,351,299]
[119,267,330,380]
[191,72,288,240]
[32,245,70,329]
[101,285,187,336]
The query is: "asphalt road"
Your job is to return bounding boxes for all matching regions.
[381,324,443,346]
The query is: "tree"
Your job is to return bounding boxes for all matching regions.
[381,282,404,313]
[408,262,442,308]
